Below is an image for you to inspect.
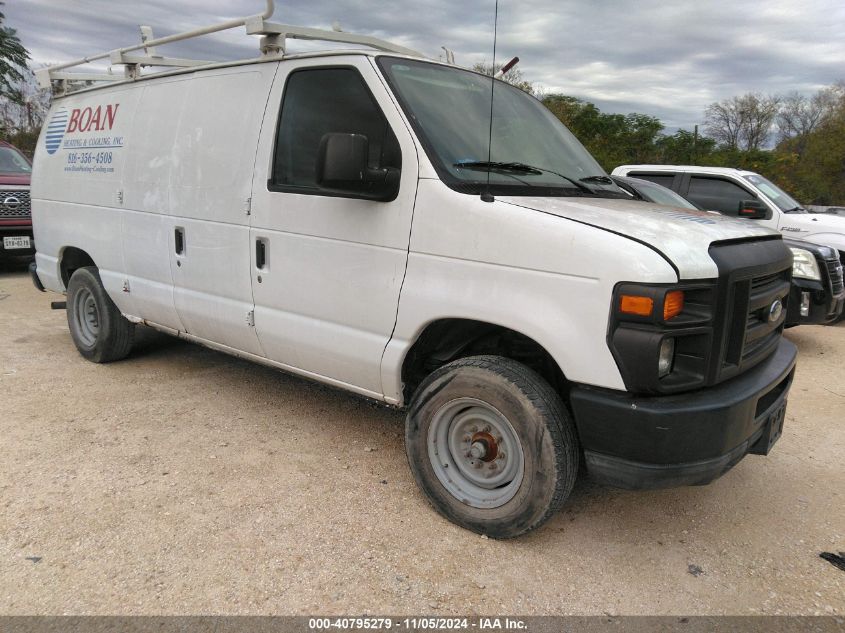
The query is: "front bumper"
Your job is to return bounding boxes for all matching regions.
[785,277,845,326]
[569,339,797,489]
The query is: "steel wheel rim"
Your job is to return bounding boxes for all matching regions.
[73,287,99,348]
[427,397,525,509]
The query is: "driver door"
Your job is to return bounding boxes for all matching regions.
[248,58,419,397]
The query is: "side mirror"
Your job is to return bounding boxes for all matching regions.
[738,199,771,220]
[316,133,400,201]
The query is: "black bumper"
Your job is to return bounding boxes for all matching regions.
[570,339,798,489]
[785,277,845,326]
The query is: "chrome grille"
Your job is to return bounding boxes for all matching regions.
[741,271,790,364]
[0,190,31,219]
[827,257,844,294]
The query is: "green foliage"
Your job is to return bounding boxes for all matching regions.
[541,94,663,171]
[654,130,716,164]
[541,86,845,205]
[0,1,30,102]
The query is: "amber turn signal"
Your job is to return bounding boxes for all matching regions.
[620,295,654,317]
[663,290,684,320]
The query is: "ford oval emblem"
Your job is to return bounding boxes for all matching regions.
[768,299,783,323]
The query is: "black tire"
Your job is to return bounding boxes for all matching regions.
[66,266,135,363]
[405,355,579,538]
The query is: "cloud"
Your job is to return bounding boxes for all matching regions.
[6,0,845,130]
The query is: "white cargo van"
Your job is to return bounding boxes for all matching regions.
[31,4,798,537]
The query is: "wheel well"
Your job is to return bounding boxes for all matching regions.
[59,247,96,287]
[401,319,568,403]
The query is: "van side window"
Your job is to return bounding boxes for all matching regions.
[271,67,401,192]
[687,177,753,215]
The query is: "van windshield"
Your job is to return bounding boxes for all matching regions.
[0,146,31,174]
[377,57,623,198]
[743,174,803,213]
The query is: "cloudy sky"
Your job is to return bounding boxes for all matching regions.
[6,0,845,130]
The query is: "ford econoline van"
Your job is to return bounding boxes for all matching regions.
[31,5,798,537]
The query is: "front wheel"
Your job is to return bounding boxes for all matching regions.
[66,266,135,363]
[405,355,579,538]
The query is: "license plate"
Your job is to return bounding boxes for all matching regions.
[3,236,30,249]
[759,401,787,455]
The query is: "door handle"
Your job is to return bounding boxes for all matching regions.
[174,227,185,255]
[255,238,267,269]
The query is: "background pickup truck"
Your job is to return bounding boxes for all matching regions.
[611,173,845,326]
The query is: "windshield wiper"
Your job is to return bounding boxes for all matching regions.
[580,175,614,185]
[453,161,595,195]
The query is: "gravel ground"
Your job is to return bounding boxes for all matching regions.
[1,267,843,615]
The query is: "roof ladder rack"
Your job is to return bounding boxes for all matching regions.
[36,0,426,96]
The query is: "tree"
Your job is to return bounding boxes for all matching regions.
[774,93,845,205]
[0,1,29,102]
[472,61,535,95]
[777,84,845,153]
[0,65,51,155]
[541,94,663,170]
[655,129,716,164]
[704,93,780,151]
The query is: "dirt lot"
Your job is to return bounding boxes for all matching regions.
[1,267,843,615]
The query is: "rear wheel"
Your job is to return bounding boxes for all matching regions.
[405,355,579,538]
[66,266,134,362]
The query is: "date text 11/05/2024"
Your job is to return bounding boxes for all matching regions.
[308,618,527,630]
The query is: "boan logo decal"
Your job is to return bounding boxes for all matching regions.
[44,103,120,155]
[45,107,69,155]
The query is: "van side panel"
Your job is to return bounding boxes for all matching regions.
[165,68,275,355]
[32,87,142,307]
[121,79,189,330]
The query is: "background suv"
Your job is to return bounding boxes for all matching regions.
[0,140,34,263]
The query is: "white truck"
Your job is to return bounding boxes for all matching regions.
[612,165,845,256]
[31,3,798,537]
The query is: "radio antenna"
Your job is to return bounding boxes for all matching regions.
[480,0,499,204]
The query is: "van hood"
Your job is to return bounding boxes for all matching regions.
[499,196,780,279]
[779,212,845,251]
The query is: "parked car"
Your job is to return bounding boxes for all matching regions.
[30,6,798,537]
[611,175,845,326]
[0,140,34,262]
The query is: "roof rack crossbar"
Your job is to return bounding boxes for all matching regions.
[245,17,424,58]
[108,52,214,68]
[37,0,426,96]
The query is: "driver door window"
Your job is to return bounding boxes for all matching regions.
[271,67,401,193]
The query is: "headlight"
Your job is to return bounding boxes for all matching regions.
[658,338,675,378]
[609,282,714,394]
[790,247,821,280]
